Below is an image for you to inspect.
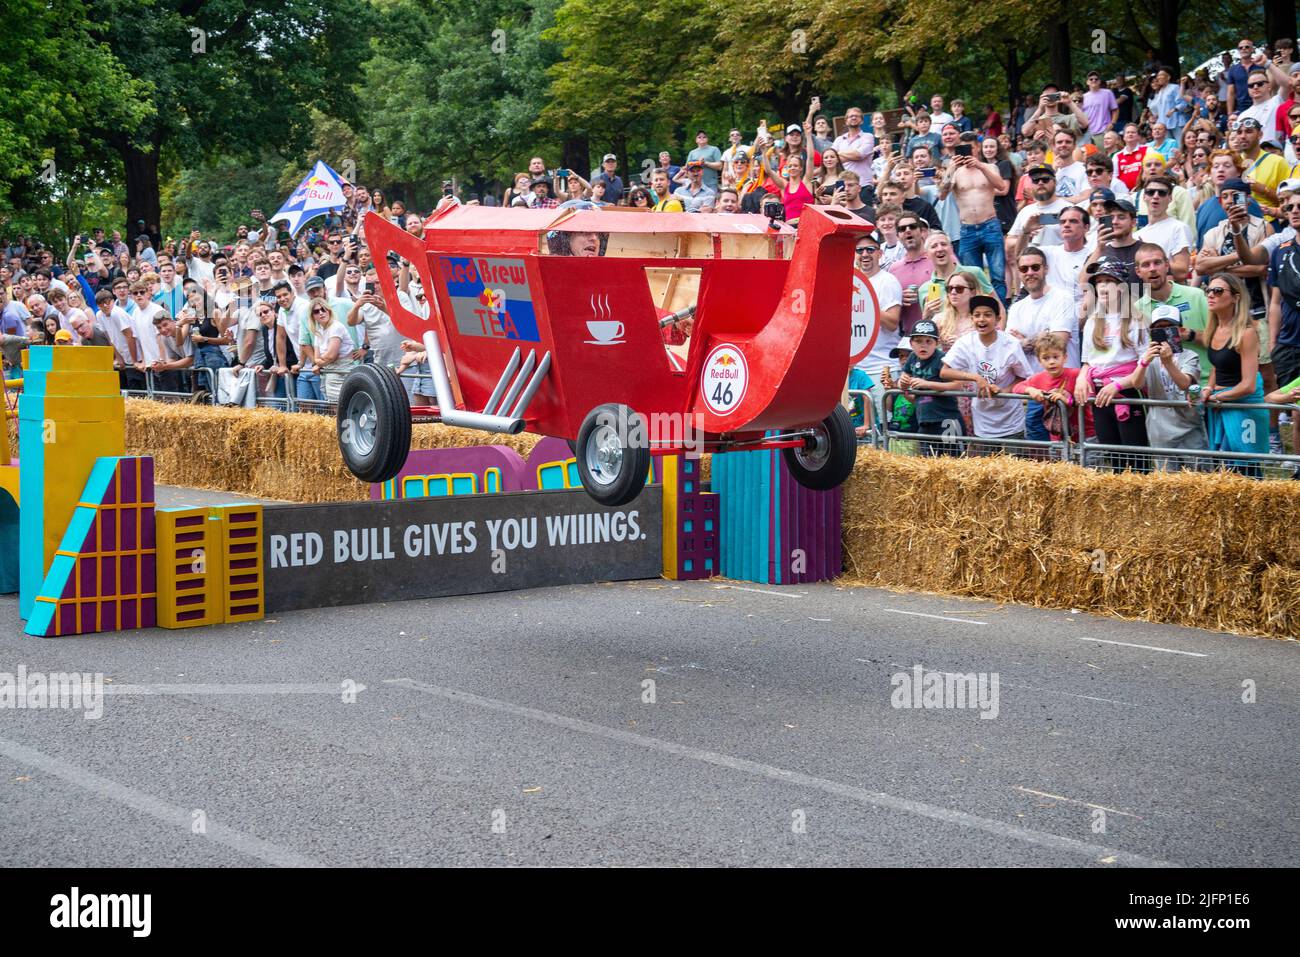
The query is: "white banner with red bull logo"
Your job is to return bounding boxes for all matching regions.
[269,160,347,237]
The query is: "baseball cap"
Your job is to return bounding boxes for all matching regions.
[1263,137,1284,150]
[911,318,940,339]
[1278,178,1300,194]
[785,124,802,134]
[1223,177,1253,194]
[969,294,1001,314]
[602,153,617,162]
[1027,165,1056,179]
[1087,257,1129,283]
[1088,187,1116,205]
[1150,303,1183,325]
[733,149,749,162]
[1289,62,1300,74]
[686,160,704,170]
[54,329,73,343]
[889,337,914,357]
[305,276,326,291]
[1108,198,1139,215]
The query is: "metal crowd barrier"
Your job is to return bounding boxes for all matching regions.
[1075,396,1300,479]
[881,388,1073,461]
[846,388,881,447]
[121,367,218,404]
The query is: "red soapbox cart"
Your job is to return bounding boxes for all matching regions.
[339,203,874,506]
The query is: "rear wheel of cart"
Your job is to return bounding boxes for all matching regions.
[337,364,411,483]
[783,404,856,491]
[575,403,650,506]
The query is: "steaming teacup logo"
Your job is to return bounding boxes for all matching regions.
[585,293,624,344]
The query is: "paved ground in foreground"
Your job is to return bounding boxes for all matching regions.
[0,488,1296,867]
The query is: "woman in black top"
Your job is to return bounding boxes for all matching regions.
[980,135,1018,233]
[178,279,231,372]
[1203,273,1268,472]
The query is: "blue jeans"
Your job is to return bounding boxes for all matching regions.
[958,216,1006,302]
[194,343,228,371]
[296,369,323,401]
[1024,400,1049,441]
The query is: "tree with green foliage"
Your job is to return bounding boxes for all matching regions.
[0,0,147,243]
[82,0,372,240]
[361,0,561,199]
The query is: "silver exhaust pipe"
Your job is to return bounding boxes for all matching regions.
[421,330,547,435]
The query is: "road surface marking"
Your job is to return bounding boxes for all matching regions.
[884,609,989,625]
[0,737,324,867]
[386,678,1175,868]
[1002,683,1140,708]
[1069,637,1207,658]
[713,584,804,599]
[1014,786,1142,819]
[103,682,364,696]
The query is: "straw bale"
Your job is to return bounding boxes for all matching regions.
[123,399,544,503]
[842,448,1300,639]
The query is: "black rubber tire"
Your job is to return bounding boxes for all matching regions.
[337,364,411,483]
[575,403,651,507]
[783,404,857,491]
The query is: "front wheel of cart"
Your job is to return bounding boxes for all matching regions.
[783,404,856,491]
[575,403,650,507]
[337,364,411,483]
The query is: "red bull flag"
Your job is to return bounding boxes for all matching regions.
[269,160,347,236]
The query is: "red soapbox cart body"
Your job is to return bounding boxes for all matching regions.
[338,203,874,506]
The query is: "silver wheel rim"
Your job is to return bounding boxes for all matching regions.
[794,425,830,472]
[346,391,378,456]
[585,422,624,487]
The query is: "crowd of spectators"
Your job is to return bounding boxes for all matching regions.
[5,35,1300,475]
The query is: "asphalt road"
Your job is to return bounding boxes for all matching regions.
[1,489,1297,867]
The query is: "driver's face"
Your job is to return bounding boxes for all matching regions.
[569,232,599,257]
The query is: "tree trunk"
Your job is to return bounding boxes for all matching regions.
[887,58,926,107]
[1266,0,1298,44]
[1048,20,1072,88]
[1156,0,1180,72]
[121,132,163,243]
[1004,44,1025,122]
[562,135,589,184]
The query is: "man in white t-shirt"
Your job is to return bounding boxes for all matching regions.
[1135,174,1193,280]
[348,283,403,369]
[1050,129,1088,199]
[852,232,903,423]
[1040,204,1092,312]
[1009,166,1072,247]
[127,283,165,366]
[927,94,953,129]
[1239,65,1286,147]
[940,294,1035,439]
[1007,248,1080,372]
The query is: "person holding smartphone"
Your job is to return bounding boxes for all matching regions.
[1008,165,1071,248]
[939,131,1010,301]
[1131,304,1207,469]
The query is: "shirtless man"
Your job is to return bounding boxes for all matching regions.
[938,131,1010,300]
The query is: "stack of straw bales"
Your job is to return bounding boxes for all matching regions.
[124,400,541,502]
[840,448,1300,640]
